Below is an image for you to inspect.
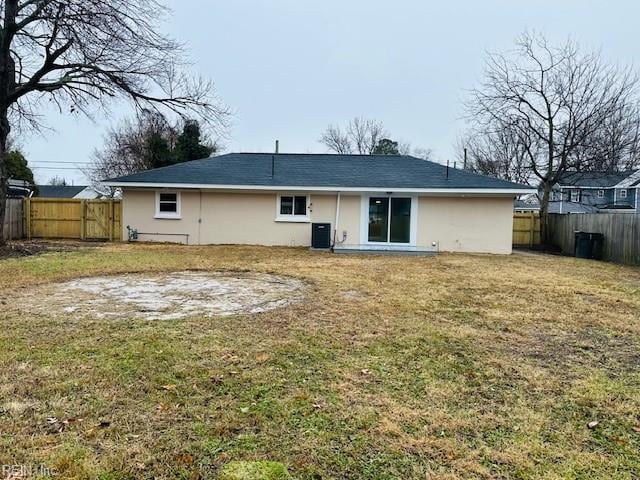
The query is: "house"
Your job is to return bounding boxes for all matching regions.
[104,153,535,254]
[552,170,640,213]
[36,185,101,199]
[7,179,34,198]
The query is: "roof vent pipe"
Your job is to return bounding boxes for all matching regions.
[446,160,449,179]
[271,155,275,178]
[275,140,279,154]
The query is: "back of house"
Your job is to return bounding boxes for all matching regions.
[105,153,534,254]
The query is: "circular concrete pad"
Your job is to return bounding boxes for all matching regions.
[20,271,307,320]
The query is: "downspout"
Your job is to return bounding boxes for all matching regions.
[635,187,638,213]
[197,189,203,244]
[614,188,617,208]
[331,191,341,251]
[559,187,563,215]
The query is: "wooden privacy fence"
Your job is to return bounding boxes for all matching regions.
[549,213,640,265]
[513,212,541,247]
[2,198,24,240]
[25,198,121,241]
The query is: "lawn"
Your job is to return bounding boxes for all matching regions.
[0,243,639,479]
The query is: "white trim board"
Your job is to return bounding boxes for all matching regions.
[105,181,534,196]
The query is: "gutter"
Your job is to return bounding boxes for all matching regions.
[102,182,536,196]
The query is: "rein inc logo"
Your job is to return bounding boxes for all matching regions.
[2,464,57,478]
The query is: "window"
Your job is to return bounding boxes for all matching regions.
[367,197,412,244]
[277,195,309,221]
[570,190,580,203]
[597,190,605,199]
[155,191,180,218]
[620,189,627,199]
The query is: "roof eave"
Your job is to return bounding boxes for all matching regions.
[103,181,535,195]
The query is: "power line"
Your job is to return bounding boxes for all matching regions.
[30,161,93,165]
[31,166,86,170]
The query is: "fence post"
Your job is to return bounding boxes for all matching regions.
[80,200,86,240]
[529,212,535,247]
[24,198,31,240]
[108,200,114,241]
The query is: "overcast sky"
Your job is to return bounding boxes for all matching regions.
[21,0,640,185]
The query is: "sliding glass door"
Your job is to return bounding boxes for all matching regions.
[368,197,412,244]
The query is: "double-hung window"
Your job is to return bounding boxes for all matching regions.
[597,190,605,199]
[620,189,628,199]
[277,195,309,221]
[155,191,181,219]
[570,190,580,203]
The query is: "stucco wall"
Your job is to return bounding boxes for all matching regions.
[417,196,514,254]
[122,190,362,246]
[122,190,513,253]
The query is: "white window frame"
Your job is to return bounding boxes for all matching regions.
[570,190,580,203]
[359,194,418,248]
[155,191,181,219]
[597,190,605,199]
[275,194,310,223]
[619,189,627,199]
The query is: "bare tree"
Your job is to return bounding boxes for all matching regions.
[0,0,229,244]
[456,123,532,184]
[48,175,67,186]
[85,111,219,197]
[465,32,638,243]
[319,124,352,154]
[572,102,640,172]
[320,117,389,154]
[85,111,176,196]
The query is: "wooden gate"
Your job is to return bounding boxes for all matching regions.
[513,212,541,247]
[25,198,121,241]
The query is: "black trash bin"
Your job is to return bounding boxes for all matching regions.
[590,233,604,260]
[575,231,604,260]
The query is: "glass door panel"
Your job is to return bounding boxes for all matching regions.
[390,198,411,243]
[368,197,389,242]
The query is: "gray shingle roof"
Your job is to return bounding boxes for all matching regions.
[106,153,531,190]
[558,171,637,188]
[36,185,88,198]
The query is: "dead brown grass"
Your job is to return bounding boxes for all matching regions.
[0,243,638,479]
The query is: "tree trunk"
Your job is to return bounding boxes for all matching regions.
[539,181,552,245]
[0,124,6,245]
[0,1,18,245]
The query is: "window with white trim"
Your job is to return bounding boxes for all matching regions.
[570,190,580,203]
[155,191,181,218]
[276,195,309,221]
[597,190,605,199]
[620,189,627,199]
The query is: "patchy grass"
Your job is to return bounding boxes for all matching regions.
[0,243,639,479]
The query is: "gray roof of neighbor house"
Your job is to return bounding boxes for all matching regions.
[105,153,531,191]
[557,171,638,188]
[36,185,87,198]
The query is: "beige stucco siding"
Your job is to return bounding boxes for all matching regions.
[122,190,513,253]
[417,196,514,254]
[122,190,362,246]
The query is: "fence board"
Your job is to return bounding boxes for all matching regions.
[549,213,640,265]
[26,198,121,241]
[2,198,24,240]
[513,212,541,246]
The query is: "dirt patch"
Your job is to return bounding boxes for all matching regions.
[14,271,307,320]
[0,240,97,260]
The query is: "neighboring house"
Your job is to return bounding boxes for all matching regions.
[7,179,34,198]
[104,153,534,254]
[552,170,640,213]
[513,170,640,214]
[36,185,101,199]
[514,197,540,213]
